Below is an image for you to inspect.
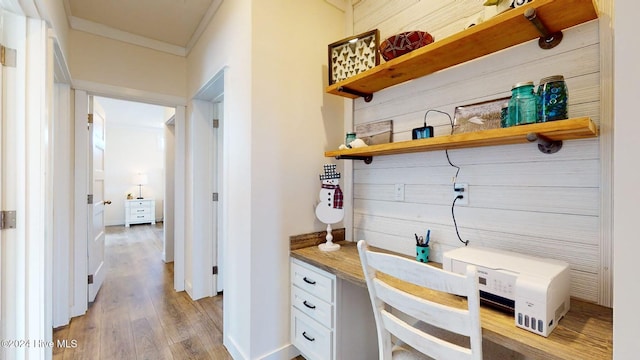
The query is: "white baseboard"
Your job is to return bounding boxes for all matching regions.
[258,344,300,360]
[224,335,248,360]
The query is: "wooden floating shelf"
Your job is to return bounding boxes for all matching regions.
[326,0,598,100]
[325,117,598,159]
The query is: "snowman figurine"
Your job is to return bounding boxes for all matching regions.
[315,164,345,252]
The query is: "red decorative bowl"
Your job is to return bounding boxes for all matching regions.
[379,31,434,61]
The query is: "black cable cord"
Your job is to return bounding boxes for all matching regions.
[424,108,469,246]
[452,195,469,246]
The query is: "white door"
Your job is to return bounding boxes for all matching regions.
[88,96,107,302]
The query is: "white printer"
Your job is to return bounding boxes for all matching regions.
[442,246,570,337]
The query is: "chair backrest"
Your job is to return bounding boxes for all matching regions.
[357,240,482,360]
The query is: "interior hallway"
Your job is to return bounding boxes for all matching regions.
[53,224,231,360]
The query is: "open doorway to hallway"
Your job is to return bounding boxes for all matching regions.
[96,96,172,239]
[52,224,231,359]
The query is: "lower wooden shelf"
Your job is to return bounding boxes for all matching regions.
[325,117,597,160]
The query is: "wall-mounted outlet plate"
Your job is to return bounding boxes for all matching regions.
[394,183,405,201]
[453,183,469,206]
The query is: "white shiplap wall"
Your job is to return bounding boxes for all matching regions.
[350,0,603,303]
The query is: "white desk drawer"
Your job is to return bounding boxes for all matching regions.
[291,260,334,303]
[292,286,333,328]
[130,207,152,215]
[292,309,332,360]
[129,201,152,208]
[130,213,153,221]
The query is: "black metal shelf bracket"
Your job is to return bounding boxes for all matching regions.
[337,86,374,102]
[526,132,563,154]
[524,8,563,49]
[335,155,373,164]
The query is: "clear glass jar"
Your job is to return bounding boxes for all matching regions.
[508,81,537,126]
[538,75,568,122]
[345,132,356,148]
[500,102,510,127]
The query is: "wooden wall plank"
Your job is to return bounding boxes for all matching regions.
[348,1,604,303]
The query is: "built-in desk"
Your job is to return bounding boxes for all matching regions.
[291,242,612,360]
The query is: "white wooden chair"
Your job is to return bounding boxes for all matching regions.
[357,240,482,360]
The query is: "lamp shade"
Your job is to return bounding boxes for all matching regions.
[133,173,148,185]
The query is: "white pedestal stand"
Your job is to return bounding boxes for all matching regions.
[318,223,340,252]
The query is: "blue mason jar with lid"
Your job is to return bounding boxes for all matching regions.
[538,75,568,122]
[508,81,538,126]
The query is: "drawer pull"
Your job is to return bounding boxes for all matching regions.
[302,331,315,342]
[303,277,316,285]
[303,300,316,309]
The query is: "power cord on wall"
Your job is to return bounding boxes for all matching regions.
[426,109,469,246]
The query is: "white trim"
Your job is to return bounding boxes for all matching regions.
[186,98,215,300]
[224,335,248,360]
[25,16,47,358]
[163,121,175,263]
[68,16,187,56]
[185,0,223,55]
[174,105,186,291]
[257,344,301,360]
[50,32,72,84]
[17,0,39,17]
[325,0,348,12]
[0,0,23,14]
[71,89,88,317]
[52,83,72,327]
[72,79,187,107]
[0,10,27,360]
[598,0,614,307]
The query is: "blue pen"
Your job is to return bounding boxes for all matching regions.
[425,229,431,246]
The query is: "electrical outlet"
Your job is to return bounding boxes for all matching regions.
[453,183,469,206]
[394,183,405,201]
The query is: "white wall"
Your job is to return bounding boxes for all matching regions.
[250,2,346,358]
[100,97,171,226]
[187,1,253,356]
[349,0,607,304]
[187,0,345,358]
[68,29,187,100]
[613,1,639,358]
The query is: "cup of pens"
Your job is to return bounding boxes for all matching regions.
[415,230,430,263]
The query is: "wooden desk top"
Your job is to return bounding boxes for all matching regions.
[291,242,613,360]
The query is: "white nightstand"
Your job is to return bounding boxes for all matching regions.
[125,199,156,227]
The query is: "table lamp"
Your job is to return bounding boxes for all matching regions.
[133,173,148,199]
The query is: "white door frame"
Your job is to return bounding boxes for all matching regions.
[72,89,89,316]
[0,8,52,358]
[72,85,188,312]
[187,67,225,300]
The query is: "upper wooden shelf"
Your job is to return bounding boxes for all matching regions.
[325,117,598,160]
[326,0,599,100]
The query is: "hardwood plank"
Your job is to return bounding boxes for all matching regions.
[52,224,232,360]
[169,337,211,360]
[99,308,136,360]
[131,317,173,360]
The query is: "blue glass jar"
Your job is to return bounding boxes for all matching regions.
[508,81,538,126]
[538,75,568,122]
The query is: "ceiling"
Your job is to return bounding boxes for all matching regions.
[63,0,223,56]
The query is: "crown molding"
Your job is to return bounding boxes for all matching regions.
[69,16,187,56]
[185,0,222,55]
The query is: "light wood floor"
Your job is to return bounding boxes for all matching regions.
[53,223,232,360]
